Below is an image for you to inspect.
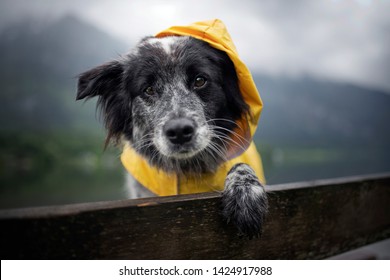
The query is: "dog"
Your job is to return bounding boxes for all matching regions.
[76,27,268,238]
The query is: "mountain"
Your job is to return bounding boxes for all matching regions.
[0,15,128,132]
[1,14,389,158]
[0,14,129,80]
[0,14,389,203]
[254,75,390,149]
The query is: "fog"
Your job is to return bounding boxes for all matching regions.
[1,0,389,92]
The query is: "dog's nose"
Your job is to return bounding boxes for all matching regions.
[164,118,195,145]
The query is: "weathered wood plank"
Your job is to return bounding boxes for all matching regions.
[1,173,389,259]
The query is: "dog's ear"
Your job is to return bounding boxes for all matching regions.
[77,61,129,146]
[221,58,250,120]
[76,61,123,100]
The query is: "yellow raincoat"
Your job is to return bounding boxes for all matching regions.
[121,19,264,196]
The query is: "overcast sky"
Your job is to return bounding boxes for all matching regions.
[1,0,389,92]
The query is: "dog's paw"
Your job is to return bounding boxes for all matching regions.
[221,163,268,238]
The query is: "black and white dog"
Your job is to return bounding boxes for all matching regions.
[77,36,268,237]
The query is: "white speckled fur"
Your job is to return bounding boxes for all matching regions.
[77,35,268,237]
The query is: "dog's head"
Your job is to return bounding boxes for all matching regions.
[77,36,250,174]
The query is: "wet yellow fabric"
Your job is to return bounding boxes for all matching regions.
[121,19,264,196]
[121,142,264,196]
[156,19,263,138]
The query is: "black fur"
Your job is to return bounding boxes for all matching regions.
[222,163,268,238]
[77,61,129,146]
[77,36,268,237]
[78,37,249,151]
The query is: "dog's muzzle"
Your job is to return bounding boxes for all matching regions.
[163,118,195,145]
[154,115,210,159]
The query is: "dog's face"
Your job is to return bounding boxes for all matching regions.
[77,36,249,174]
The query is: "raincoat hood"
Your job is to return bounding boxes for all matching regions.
[156,19,263,140]
[121,19,264,196]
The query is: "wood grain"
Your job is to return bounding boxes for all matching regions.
[1,173,389,259]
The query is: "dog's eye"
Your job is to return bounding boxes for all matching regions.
[194,76,207,89]
[144,86,155,95]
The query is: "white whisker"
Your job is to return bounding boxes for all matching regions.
[206,118,245,132]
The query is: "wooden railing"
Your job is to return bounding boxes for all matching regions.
[1,173,389,259]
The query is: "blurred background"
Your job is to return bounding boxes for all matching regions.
[0,0,389,209]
